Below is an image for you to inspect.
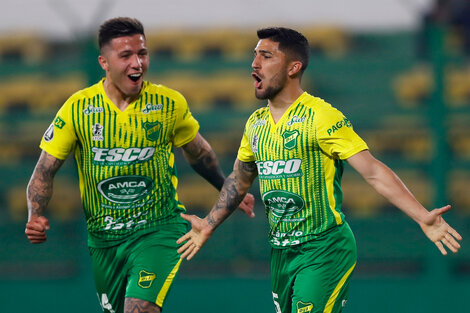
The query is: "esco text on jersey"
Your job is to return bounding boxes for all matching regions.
[92,147,155,163]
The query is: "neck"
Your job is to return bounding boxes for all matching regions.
[268,84,304,110]
[103,79,140,111]
[267,85,304,124]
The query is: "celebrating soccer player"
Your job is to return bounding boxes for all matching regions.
[177,27,462,313]
[25,17,254,313]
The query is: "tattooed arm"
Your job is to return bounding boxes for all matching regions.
[177,158,258,260]
[181,132,255,217]
[25,151,64,244]
[181,132,226,190]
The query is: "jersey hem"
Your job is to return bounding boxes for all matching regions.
[87,215,189,248]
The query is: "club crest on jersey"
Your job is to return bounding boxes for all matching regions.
[92,123,104,141]
[143,121,162,142]
[282,130,299,150]
[251,134,259,153]
[296,301,314,313]
[138,270,156,288]
[44,124,54,142]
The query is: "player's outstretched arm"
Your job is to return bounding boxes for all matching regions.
[25,151,64,244]
[181,132,255,217]
[347,150,462,255]
[177,158,258,260]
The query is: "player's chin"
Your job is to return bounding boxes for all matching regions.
[254,89,268,100]
[124,84,142,97]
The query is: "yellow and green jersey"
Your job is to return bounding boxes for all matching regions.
[40,79,199,248]
[238,92,368,248]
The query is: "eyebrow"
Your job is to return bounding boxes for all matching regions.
[254,49,274,55]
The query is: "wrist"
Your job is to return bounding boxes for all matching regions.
[203,215,219,234]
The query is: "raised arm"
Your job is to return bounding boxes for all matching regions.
[347,150,462,255]
[181,132,255,217]
[25,151,64,244]
[177,158,258,260]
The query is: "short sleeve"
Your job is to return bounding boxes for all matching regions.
[315,107,368,160]
[172,93,200,147]
[237,127,255,163]
[39,98,77,160]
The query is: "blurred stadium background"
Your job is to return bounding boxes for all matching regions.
[0,0,469,312]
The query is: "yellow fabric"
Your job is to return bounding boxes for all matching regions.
[156,258,183,307]
[323,262,356,313]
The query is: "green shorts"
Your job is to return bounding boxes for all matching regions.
[89,223,187,313]
[270,223,357,313]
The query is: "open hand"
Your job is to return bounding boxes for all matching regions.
[419,205,462,255]
[177,213,213,260]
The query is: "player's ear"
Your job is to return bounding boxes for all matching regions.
[98,55,108,71]
[288,61,302,77]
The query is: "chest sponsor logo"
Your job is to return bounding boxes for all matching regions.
[297,301,314,313]
[138,270,156,288]
[54,116,66,129]
[83,105,104,115]
[252,119,267,128]
[282,130,299,150]
[257,159,302,179]
[143,121,162,142]
[98,175,154,204]
[327,117,351,136]
[92,123,104,141]
[142,103,163,114]
[92,147,155,166]
[286,115,306,126]
[263,190,305,218]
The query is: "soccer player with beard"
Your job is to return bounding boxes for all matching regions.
[177,27,462,313]
[24,17,254,313]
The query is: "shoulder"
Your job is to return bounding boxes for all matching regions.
[142,81,187,104]
[301,93,345,121]
[66,81,101,104]
[246,106,269,127]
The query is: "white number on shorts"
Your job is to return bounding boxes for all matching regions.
[98,293,115,313]
[272,292,282,313]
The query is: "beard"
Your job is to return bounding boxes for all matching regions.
[255,85,283,100]
[254,69,287,100]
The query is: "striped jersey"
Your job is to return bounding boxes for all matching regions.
[40,79,199,248]
[238,92,368,248]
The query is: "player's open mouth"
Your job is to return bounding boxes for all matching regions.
[128,73,142,82]
[252,72,262,89]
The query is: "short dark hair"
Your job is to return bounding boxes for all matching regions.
[257,27,309,73]
[98,17,145,50]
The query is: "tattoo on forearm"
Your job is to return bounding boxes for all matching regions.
[238,160,257,173]
[183,135,225,190]
[218,176,245,212]
[27,152,63,217]
[207,175,246,228]
[124,297,160,313]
